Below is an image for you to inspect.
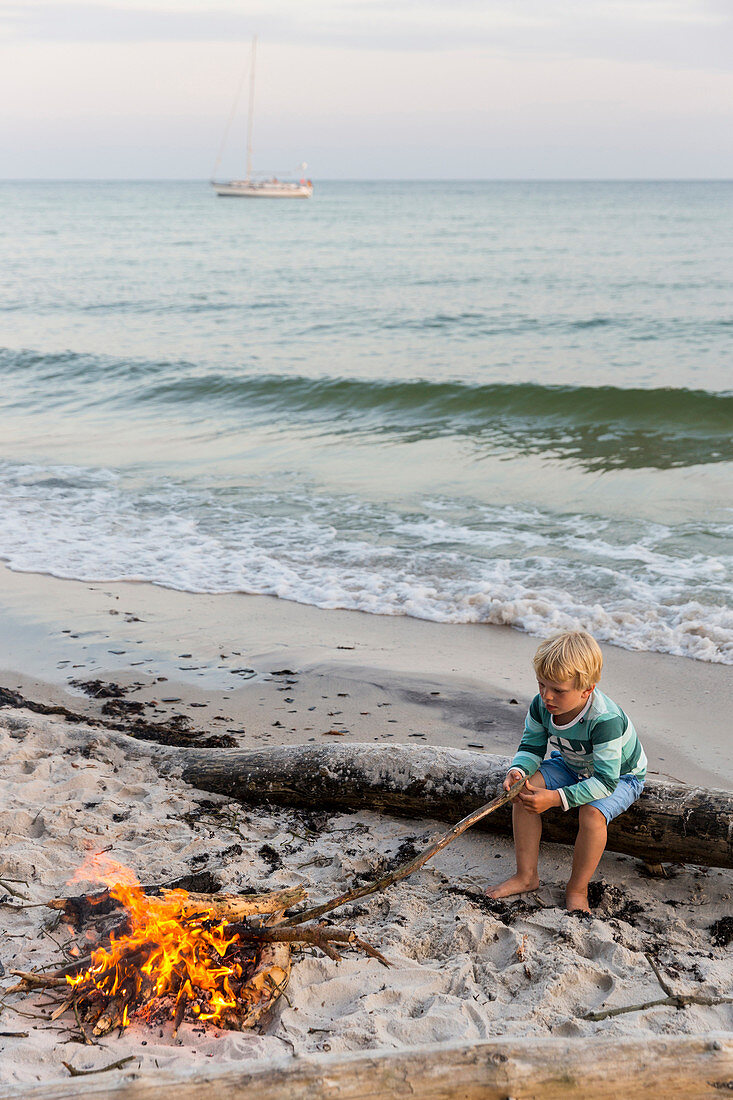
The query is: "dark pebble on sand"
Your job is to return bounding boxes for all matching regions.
[161,697,182,703]
[467,743,484,748]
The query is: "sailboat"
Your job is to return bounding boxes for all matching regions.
[211,37,313,199]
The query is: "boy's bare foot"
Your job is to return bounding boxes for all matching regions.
[485,873,540,899]
[565,889,590,913]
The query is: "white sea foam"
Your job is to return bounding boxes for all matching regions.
[0,462,731,664]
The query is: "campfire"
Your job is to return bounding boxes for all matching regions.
[59,855,285,1036]
[9,853,388,1040]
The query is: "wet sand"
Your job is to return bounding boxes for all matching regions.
[0,564,730,789]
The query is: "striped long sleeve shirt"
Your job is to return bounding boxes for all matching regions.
[510,689,647,810]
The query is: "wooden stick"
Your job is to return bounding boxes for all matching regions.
[284,776,526,927]
[583,991,733,1022]
[171,984,190,1040]
[161,886,307,921]
[583,951,733,1021]
[45,886,308,924]
[234,924,391,968]
[61,1056,135,1078]
[6,971,68,992]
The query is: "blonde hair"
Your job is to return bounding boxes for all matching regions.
[533,631,602,690]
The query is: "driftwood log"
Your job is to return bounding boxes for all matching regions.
[0,1034,730,1100]
[165,742,733,869]
[16,717,733,869]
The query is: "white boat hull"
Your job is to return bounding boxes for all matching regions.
[213,181,313,199]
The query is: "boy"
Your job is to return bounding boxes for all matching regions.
[486,630,646,912]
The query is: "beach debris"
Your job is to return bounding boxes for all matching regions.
[63,1055,136,1077]
[100,699,146,718]
[0,684,236,748]
[640,860,668,878]
[710,915,733,948]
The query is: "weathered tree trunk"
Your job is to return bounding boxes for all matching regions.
[2,1033,730,1099]
[168,743,733,869]
[31,717,733,869]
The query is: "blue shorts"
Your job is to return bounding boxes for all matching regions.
[538,751,644,824]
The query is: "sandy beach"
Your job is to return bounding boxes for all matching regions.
[0,567,731,1093]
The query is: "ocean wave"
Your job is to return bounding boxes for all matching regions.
[0,462,730,664]
[3,347,731,470]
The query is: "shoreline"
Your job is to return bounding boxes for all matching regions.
[0,563,730,789]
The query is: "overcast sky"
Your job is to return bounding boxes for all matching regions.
[1,0,731,179]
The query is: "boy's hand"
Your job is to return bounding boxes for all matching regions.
[518,780,561,815]
[503,768,526,792]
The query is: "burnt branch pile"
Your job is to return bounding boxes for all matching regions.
[8,879,388,1041]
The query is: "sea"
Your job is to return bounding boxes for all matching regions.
[0,181,731,663]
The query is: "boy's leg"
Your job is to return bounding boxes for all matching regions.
[485,772,546,898]
[566,804,607,912]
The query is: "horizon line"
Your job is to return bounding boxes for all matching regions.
[2,176,732,184]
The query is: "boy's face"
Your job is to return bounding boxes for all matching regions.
[536,676,594,722]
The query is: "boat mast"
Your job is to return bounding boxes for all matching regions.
[246,35,257,182]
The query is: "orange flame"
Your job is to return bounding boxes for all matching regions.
[68,855,250,1028]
